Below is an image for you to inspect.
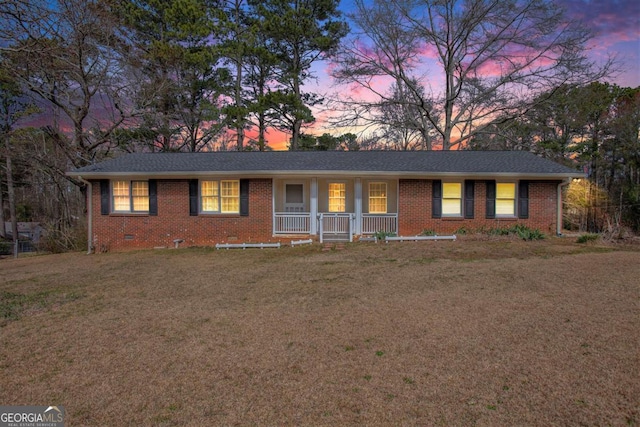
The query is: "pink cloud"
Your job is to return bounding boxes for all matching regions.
[417,42,440,60]
[561,0,640,46]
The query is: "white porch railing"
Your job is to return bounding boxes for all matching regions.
[274,212,311,234]
[274,212,398,237]
[362,213,398,234]
[318,213,354,243]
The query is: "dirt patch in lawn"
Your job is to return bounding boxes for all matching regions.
[1,237,638,426]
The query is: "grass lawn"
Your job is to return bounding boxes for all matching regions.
[1,237,638,426]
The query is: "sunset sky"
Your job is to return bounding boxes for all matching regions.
[20,0,640,151]
[562,0,640,88]
[293,0,640,145]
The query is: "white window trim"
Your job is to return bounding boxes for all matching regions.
[328,181,347,213]
[495,182,517,218]
[111,180,149,213]
[368,182,388,214]
[442,181,463,217]
[199,179,240,214]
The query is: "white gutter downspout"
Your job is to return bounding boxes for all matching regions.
[557,178,572,236]
[78,176,93,254]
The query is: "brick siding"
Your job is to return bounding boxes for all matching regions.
[90,179,273,251]
[398,179,559,235]
[91,178,560,251]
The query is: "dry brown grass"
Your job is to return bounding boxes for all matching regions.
[1,237,639,426]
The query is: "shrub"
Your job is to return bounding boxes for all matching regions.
[576,233,599,244]
[514,226,545,241]
[373,230,396,241]
[420,229,436,236]
[487,224,545,241]
[38,222,87,253]
[454,226,471,235]
[0,241,12,255]
[487,227,511,236]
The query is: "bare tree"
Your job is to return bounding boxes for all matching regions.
[332,0,613,149]
[330,0,431,147]
[2,0,133,178]
[376,79,437,149]
[0,64,35,256]
[0,0,48,47]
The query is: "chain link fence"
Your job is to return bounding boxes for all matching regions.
[0,240,38,256]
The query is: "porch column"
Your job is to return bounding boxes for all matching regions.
[310,177,318,235]
[355,178,362,235]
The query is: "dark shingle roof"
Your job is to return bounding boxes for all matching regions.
[69,151,579,178]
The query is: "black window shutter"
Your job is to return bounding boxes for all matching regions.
[464,180,475,219]
[148,179,158,216]
[189,179,198,216]
[432,180,442,218]
[239,179,249,216]
[100,180,110,215]
[518,180,529,219]
[486,180,496,219]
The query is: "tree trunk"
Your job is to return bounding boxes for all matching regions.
[0,169,5,239]
[235,54,244,151]
[290,58,302,150]
[5,136,18,257]
[291,120,301,151]
[258,111,266,151]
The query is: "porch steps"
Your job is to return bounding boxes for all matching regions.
[322,242,346,251]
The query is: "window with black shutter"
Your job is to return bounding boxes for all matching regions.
[518,180,529,219]
[189,179,198,216]
[432,180,442,218]
[149,179,158,216]
[100,180,110,215]
[464,180,475,219]
[239,179,249,216]
[486,180,496,219]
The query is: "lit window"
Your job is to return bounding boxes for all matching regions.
[442,182,462,216]
[496,183,516,216]
[201,181,219,212]
[369,182,387,213]
[112,181,130,211]
[112,180,149,213]
[221,180,239,213]
[131,182,149,211]
[328,183,346,212]
[201,180,239,213]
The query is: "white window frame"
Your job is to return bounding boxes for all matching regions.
[328,182,346,213]
[200,180,240,214]
[496,182,516,217]
[442,182,462,217]
[368,182,387,214]
[112,180,149,213]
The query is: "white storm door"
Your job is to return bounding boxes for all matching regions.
[285,183,305,212]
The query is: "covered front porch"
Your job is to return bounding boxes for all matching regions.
[272,177,398,241]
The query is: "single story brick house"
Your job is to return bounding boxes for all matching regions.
[68,151,579,251]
